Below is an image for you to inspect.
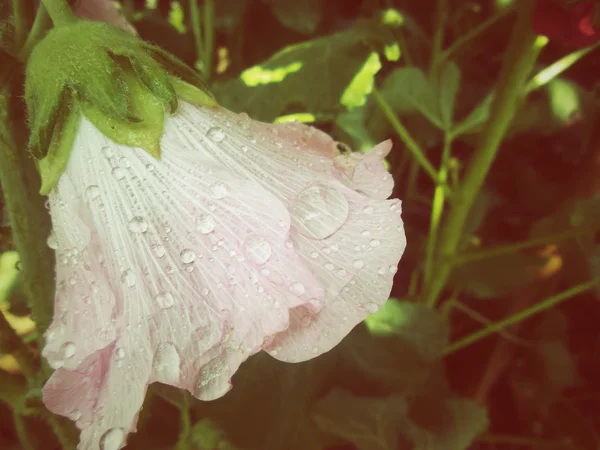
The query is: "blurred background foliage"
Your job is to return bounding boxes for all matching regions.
[1,0,600,449]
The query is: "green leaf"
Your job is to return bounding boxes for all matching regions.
[312,389,407,450]
[190,419,239,450]
[264,0,322,35]
[452,94,493,136]
[450,253,546,299]
[0,251,19,305]
[438,62,461,129]
[212,13,396,121]
[364,299,449,361]
[340,52,382,111]
[379,66,444,129]
[548,78,580,123]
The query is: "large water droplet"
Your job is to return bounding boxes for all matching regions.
[196,357,227,391]
[86,185,101,200]
[206,127,225,142]
[128,216,148,233]
[291,185,349,239]
[69,409,82,421]
[155,292,175,309]
[152,342,181,384]
[47,233,58,250]
[111,167,126,180]
[99,428,124,450]
[243,236,272,265]
[289,282,305,296]
[60,342,76,359]
[121,269,136,287]
[180,249,196,264]
[209,182,229,199]
[195,214,216,234]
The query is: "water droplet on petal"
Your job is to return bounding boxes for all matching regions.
[291,185,349,239]
[153,342,181,384]
[206,127,225,142]
[363,206,374,214]
[209,182,229,199]
[47,234,58,249]
[289,282,305,295]
[352,259,364,269]
[196,357,227,391]
[238,112,251,129]
[86,185,101,200]
[195,215,216,234]
[111,167,126,180]
[389,265,398,274]
[60,342,76,359]
[152,244,166,258]
[243,236,272,265]
[101,146,114,159]
[119,157,130,168]
[115,347,125,360]
[369,239,380,247]
[128,216,148,233]
[310,251,319,259]
[100,427,124,450]
[69,409,81,421]
[324,262,335,271]
[155,292,175,309]
[121,269,136,287]
[200,287,209,296]
[180,249,196,263]
[366,303,379,314]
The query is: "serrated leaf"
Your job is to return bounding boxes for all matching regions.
[265,0,322,35]
[365,299,449,361]
[312,389,407,450]
[212,14,396,121]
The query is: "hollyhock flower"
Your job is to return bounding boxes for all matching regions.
[533,0,600,48]
[27,2,405,449]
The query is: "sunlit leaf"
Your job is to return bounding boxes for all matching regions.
[548,78,581,123]
[0,251,19,304]
[340,52,382,111]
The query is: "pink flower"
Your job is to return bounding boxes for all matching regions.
[41,102,406,449]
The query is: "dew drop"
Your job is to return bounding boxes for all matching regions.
[312,347,319,354]
[196,357,227,391]
[289,282,305,296]
[243,236,272,265]
[119,157,131,168]
[324,262,335,271]
[128,216,148,233]
[389,265,398,274]
[121,269,136,287]
[377,266,386,275]
[180,249,196,264]
[152,342,181,384]
[99,427,124,450]
[47,234,58,249]
[155,292,175,309]
[146,164,155,172]
[69,409,82,421]
[365,303,379,314]
[152,244,166,258]
[209,182,229,199]
[369,239,381,247]
[60,342,76,359]
[200,287,209,296]
[352,259,364,269]
[111,167,126,180]
[101,146,114,159]
[310,251,319,259]
[206,126,226,142]
[85,185,101,200]
[195,214,216,234]
[290,185,349,239]
[115,347,125,360]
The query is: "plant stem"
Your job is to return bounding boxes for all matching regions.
[13,412,36,450]
[424,135,451,285]
[176,392,191,449]
[189,0,204,72]
[18,3,51,61]
[430,0,448,73]
[40,0,76,27]
[443,278,597,355]
[202,0,215,80]
[439,6,515,64]
[424,0,544,307]
[12,0,29,49]
[372,88,439,184]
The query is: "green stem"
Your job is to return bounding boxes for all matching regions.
[443,278,597,355]
[40,0,76,27]
[189,0,204,71]
[438,6,514,64]
[424,135,452,287]
[424,0,544,307]
[18,4,51,61]
[454,226,593,265]
[202,0,215,80]
[429,0,448,73]
[176,392,191,449]
[0,312,38,385]
[372,88,439,184]
[13,412,36,450]
[12,0,29,49]
[525,42,600,92]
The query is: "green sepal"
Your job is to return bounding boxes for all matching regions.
[171,77,218,109]
[38,101,81,195]
[83,73,167,159]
